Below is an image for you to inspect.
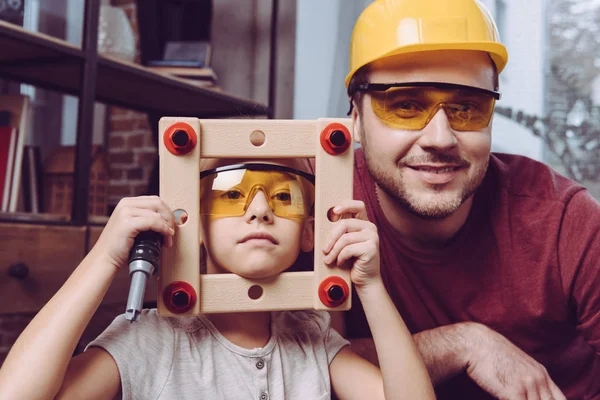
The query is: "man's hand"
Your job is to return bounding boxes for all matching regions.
[466,324,565,400]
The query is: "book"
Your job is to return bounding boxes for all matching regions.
[0,124,17,211]
[147,60,206,68]
[162,41,212,67]
[147,66,218,81]
[0,95,30,212]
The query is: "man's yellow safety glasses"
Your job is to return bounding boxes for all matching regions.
[353,82,501,132]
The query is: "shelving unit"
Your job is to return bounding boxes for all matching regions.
[0,0,280,314]
[0,20,268,117]
[0,0,275,225]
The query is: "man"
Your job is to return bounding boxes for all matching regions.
[341,0,600,399]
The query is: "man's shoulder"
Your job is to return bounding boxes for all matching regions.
[488,152,585,204]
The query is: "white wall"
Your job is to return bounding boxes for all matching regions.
[482,0,546,160]
[293,0,341,119]
[294,0,369,119]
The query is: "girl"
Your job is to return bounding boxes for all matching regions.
[0,158,434,400]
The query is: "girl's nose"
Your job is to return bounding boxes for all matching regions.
[245,190,274,223]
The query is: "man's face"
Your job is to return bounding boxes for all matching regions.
[354,50,495,220]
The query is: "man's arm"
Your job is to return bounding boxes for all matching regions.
[413,323,475,384]
[344,321,473,385]
[346,322,565,399]
[557,189,600,353]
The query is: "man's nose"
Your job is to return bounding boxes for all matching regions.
[417,107,458,152]
[245,190,274,223]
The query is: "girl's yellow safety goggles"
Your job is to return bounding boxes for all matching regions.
[353,82,501,132]
[200,163,315,221]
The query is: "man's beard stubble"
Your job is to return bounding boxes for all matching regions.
[359,125,488,220]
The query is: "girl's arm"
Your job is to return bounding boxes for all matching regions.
[0,196,175,400]
[324,200,435,400]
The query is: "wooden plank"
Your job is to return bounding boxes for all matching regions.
[313,118,353,310]
[197,272,313,313]
[158,117,354,315]
[158,117,201,316]
[197,119,316,157]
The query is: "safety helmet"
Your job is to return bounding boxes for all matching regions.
[345,0,509,87]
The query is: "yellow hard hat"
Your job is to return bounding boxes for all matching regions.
[346,0,509,87]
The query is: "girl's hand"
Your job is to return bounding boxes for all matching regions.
[322,200,381,289]
[91,196,175,271]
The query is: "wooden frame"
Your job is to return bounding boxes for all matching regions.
[158,117,354,315]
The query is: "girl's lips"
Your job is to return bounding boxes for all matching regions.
[239,232,278,244]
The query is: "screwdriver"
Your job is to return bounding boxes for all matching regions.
[125,231,163,322]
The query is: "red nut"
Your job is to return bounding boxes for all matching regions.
[320,123,351,155]
[163,122,197,155]
[318,276,349,308]
[163,281,197,313]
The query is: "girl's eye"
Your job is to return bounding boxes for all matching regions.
[273,192,291,202]
[224,190,243,200]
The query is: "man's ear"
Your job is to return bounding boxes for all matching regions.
[301,216,314,252]
[351,103,361,144]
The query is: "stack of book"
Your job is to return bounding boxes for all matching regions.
[146,41,219,89]
[147,61,218,89]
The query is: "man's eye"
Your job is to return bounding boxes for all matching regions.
[392,101,421,111]
[449,102,479,112]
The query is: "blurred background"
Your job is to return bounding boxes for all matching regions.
[0,0,598,361]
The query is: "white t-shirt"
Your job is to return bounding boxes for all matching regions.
[87,309,349,400]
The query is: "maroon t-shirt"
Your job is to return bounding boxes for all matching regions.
[348,149,600,399]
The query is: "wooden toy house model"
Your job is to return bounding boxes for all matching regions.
[43,145,109,217]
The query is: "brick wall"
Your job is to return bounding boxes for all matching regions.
[107,106,156,205]
[107,0,156,206]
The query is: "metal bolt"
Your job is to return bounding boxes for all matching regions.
[172,130,190,148]
[327,285,345,302]
[172,289,191,308]
[330,130,346,147]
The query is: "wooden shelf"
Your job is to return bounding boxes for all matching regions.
[0,20,268,117]
[96,55,268,117]
[0,20,84,95]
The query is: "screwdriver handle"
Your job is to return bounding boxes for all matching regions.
[125,231,163,322]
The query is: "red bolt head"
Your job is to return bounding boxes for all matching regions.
[163,122,197,155]
[318,276,349,307]
[164,281,197,313]
[320,123,351,155]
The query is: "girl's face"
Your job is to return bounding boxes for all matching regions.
[200,158,314,279]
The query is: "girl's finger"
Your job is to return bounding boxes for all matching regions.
[336,242,377,267]
[330,200,368,220]
[323,231,373,265]
[126,196,176,229]
[128,215,175,247]
[323,219,376,253]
